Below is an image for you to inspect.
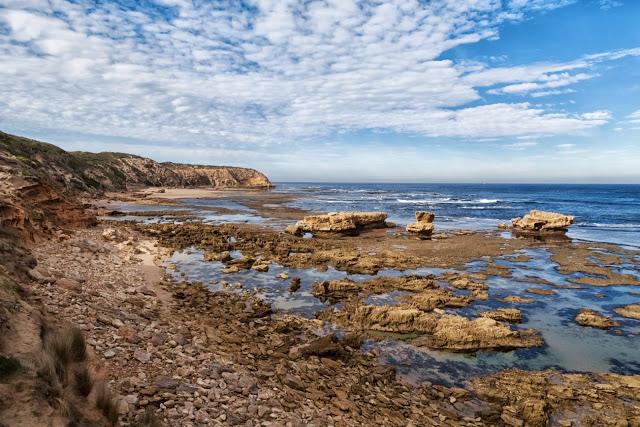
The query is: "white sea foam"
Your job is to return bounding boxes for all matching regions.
[395,197,500,205]
[582,223,640,229]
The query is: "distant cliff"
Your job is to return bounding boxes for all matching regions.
[0,131,272,192]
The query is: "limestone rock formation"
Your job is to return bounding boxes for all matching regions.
[352,305,437,334]
[406,211,435,238]
[312,280,361,298]
[311,275,437,299]
[614,304,640,320]
[511,210,574,232]
[412,314,543,352]
[472,370,640,427]
[480,308,522,323]
[351,305,543,352]
[575,308,619,329]
[286,211,388,237]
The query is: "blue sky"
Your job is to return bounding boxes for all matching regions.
[0,0,639,182]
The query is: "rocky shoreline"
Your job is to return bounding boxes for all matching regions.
[2,138,640,426]
[7,214,639,426]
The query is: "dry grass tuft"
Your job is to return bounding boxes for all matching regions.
[95,382,119,426]
[35,352,60,400]
[44,326,87,368]
[73,366,93,397]
[134,407,164,427]
[58,391,81,424]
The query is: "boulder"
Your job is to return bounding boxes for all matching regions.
[250,259,270,272]
[406,211,435,239]
[288,277,301,293]
[286,211,388,237]
[102,228,125,241]
[352,305,543,352]
[511,210,574,232]
[575,309,619,329]
[613,304,640,320]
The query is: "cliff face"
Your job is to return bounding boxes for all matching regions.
[80,156,272,190]
[0,130,271,242]
[0,131,272,193]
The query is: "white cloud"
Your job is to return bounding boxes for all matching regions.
[0,0,631,149]
[581,111,611,121]
[505,141,538,149]
[598,0,623,10]
[628,110,640,124]
[465,49,640,97]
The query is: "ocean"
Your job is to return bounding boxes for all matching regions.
[276,183,640,247]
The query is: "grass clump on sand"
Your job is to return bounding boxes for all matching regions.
[44,326,87,367]
[133,407,163,427]
[35,322,120,425]
[73,366,93,397]
[95,381,119,425]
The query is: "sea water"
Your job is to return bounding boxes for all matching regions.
[276,183,640,247]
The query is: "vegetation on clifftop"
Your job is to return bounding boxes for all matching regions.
[0,130,272,193]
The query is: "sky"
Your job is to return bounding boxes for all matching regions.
[0,0,639,183]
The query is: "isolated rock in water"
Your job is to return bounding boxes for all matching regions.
[575,308,619,329]
[286,211,388,237]
[406,211,435,238]
[288,277,301,293]
[526,287,556,296]
[500,295,535,304]
[250,259,270,272]
[511,210,574,231]
[312,280,361,298]
[221,265,239,274]
[614,304,640,320]
[352,305,542,351]
[480,308,522,323]
[413,314,544,352]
